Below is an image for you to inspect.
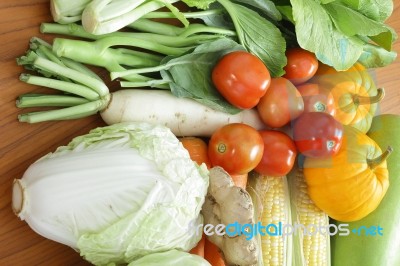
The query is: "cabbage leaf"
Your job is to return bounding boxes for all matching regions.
[127,250,211,266]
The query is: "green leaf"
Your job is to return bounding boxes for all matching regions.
[370,25,398,51]
[270,0,291,5]
[160,38,244,114]
[358,43,397,68]
[232,0,282,21]
[219,0,287,76]
[339,0,393,22]
[360,0,393,21]
[324,2,395,50]
[182,0,217,10]
[276,5,294,23]
[197,3,235,30]
[128,250,211,266]
[291,0,364,70]
[163,0,190,28]
[369,29,396,51]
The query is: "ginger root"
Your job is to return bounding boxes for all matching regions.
[202,167,258,266]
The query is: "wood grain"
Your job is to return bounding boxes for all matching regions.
[0,1,399,265]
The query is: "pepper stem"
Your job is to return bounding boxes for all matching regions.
[353,88,385,105]
[367,146,393,169]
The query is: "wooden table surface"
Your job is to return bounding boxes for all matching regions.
[1,1,399,265]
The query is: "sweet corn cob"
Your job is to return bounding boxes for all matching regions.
[288,167,331,266]
[248,173,292,266]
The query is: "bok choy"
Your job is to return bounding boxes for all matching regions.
[50,0,92,24]
[12,122,209,266]
[47,0,287,77]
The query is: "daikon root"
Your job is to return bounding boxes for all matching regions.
[101,90,265,137]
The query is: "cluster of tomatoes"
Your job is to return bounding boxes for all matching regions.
[209,48,344,177]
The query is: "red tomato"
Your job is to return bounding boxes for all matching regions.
[297,83,336,116]
[208,123,264,175]
[293,112,344,158]
[257,77,304,128]
[255,130,297,177]
[212,51,271,109]
[283,48,318,85]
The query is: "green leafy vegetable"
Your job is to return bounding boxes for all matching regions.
[127,250,211,266]
[339,0,393,22]
[162,38,245,113]
[49,0,288,77]
[12,122,209,266]
[16,38,245,123]
[111,38,245,114]
[82,0,185,34]
[232,0,282,21]
[290,0,397,70]
[276,5,294,23]
[48,23,232,87]
[16,38,111,122]
[182,0,216,10]
[218,0,287,76]
[324,2,395,50]
[50,0,92,24]
[291,0,363,70]
[193,4,235,29]
[358,43,397,68]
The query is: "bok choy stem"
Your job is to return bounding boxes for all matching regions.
[81,0,181,34]
[54,36,191,57]
[17,94,90,107]
[18,98,108,123]
[50,0,92,24]
[19,74,100,101]
[127,18,186,36]
[111,65,172,79]
[50,37,164,84]
[119,80,170,89]
[32,56,109,97]
[142,9,225,19]
[16,38,112,123]
[41,23,225,48]
[128,16,235,37]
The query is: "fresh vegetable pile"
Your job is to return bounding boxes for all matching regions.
[11,0,399,265]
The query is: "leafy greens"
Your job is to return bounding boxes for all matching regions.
[14,122,209,266]
[290,0,397,70]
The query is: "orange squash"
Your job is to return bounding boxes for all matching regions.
[303,125,391,222]
[311,62,384,133]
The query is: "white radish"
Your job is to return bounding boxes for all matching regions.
[101,89,266,136]
[17,52,266,136]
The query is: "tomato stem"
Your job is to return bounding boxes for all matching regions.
[367,146,393,169]
[353,88,385,105]
[313,102,327,112]
[217,143,227,153]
